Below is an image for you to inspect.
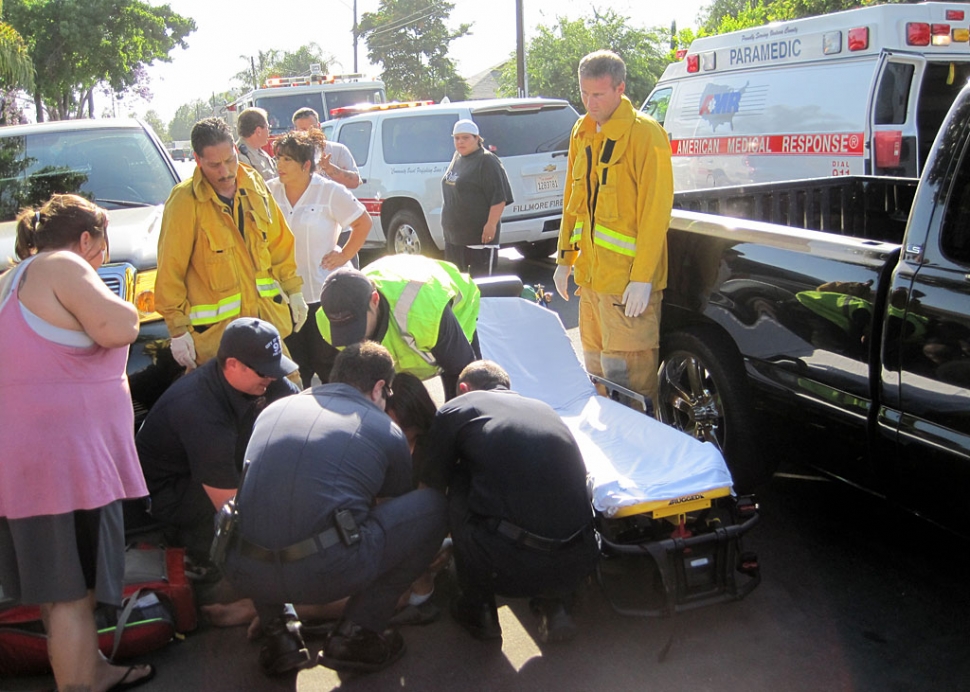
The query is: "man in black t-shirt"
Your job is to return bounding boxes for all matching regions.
[420,360,599,643]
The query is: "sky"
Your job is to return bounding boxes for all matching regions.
[139,0,709,124]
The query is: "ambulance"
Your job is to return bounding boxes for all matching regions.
[643,2,970,189]
[227,69,387,137]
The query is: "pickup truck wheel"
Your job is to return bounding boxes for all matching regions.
[517,239,557,260]
[387,209,440,258]
[659,329,767,490]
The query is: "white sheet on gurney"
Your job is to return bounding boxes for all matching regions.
[477,298,733,516]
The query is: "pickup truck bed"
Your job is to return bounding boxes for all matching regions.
[658,88,970,536]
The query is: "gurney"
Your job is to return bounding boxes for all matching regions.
[476,297,760,616]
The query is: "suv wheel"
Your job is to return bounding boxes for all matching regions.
[387,209,440,257]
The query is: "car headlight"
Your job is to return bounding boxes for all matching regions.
[134,269,162,322]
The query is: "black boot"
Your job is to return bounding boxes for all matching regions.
[258,613,312,675]
[449,593,502,641]
[530,597,577,643]
[318,620,406,674]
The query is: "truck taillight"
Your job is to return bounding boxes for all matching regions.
[675,49,688,60]
[848,27,869,51]
[702,52,716,71]
[686,55,699,73]
[954,28,970,43]
[947,9,965,21]
[907,22,930,46]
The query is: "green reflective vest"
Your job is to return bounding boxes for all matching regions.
[317,255,480,380]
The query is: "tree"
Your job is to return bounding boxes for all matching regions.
[499,10,669,112]
[359,0,470,102]
[233,43,334,90]
[142,109,170,144]
[700,0,908,33]
[167,92,234,142]
[5,0,195,121]
[0,0,32,90]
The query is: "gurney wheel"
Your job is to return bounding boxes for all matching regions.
[659,326,769,490]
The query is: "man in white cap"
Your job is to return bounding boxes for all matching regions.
[441,118,513,277]
[135,317,301,562]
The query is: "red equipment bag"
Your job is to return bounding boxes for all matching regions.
[0,545,196,676]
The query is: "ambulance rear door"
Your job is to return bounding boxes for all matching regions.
[868,51,924,178]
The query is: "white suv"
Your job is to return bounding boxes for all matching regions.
[330,98,579,259]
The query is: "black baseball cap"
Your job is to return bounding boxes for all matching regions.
[319,268,376,347]
[217,317,298,378]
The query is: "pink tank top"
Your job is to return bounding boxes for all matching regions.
[0,259,148,519]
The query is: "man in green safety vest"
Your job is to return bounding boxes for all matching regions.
[317,255,480,400]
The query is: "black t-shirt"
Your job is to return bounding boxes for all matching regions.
[136,359,299,520]
[420,387,591,538]
[440,147,514,247]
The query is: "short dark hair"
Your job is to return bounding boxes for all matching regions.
[237,108,268,138]
[457,360,510,392]
[191,117,233,156]
[330,341,395,394]
[14,194,108,261]
[273,128,327,171]
[578,50,626,87]
[386,373,435,435]
[292,107,319,125]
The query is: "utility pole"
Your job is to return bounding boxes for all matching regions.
[353,0,359,73]
[516,0,527,97]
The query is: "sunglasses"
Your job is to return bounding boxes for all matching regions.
[245,362,270,378]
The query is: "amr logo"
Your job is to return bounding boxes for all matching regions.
[698,82,748,131]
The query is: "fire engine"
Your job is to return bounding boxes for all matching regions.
[227,70,387,136]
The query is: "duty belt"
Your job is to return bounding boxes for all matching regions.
[481,516,589,553]
[238,526,341,564]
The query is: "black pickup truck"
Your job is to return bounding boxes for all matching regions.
[660,84,970,532]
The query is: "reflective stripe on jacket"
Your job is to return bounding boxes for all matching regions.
[155,164,302,363]
[557,96,674,295]
[317,255,480,380]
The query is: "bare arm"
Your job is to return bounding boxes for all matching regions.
[322,212,372,270]
[319,152,361,189]
[52,252,139,348]
[482,202,505,244]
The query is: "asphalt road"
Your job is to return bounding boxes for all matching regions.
[4,251,970,692]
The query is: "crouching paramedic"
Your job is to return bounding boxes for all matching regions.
[420,360,599,643]
[317,255,480,400]
[156,117,308,371]
[222,341,448,675]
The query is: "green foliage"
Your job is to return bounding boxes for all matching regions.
[359,0,470,102]
[701,0,906,33]
[141,109,170,144]
[5,0,195,120]
[233,44,333,90]
[167,93,233,142]
[499,9,670,112]
[0,20,33,89]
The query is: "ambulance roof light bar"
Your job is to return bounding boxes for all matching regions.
[329,100,433,118]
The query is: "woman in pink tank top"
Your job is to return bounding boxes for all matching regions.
[0,194,155,690]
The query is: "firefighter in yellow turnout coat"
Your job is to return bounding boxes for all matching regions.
[156,118,306,370]
[554,50,674,409]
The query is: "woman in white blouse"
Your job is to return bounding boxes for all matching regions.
[267,129,372,387]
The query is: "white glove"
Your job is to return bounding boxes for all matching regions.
[289,292,309,332]
[621,281,652,318]
[553,264,572,301]
[170,332,197,370]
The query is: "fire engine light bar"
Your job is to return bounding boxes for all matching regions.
[848,27,869,51]
[953,28,970,43]
[823,31,843,55]
[702,52,716,71]
[932,24,952,46]
[946,10,965,21]
[686,55,699,73]
[907,22,930,46]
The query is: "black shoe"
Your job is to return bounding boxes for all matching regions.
[258,615,313,675]
[318,620,406,673]
[531,598,577,643]
[450,595,502,641]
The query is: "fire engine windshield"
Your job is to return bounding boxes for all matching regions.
[257,88,385,134]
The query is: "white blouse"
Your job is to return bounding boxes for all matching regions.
[267,173,367,302]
